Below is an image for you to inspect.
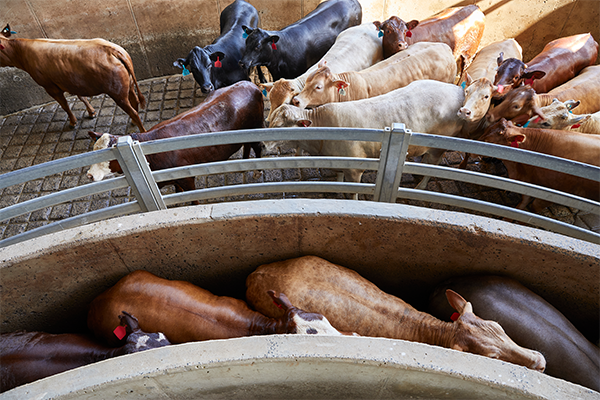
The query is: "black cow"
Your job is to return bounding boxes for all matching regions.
[238,0,362,81]
[174,0,259,93]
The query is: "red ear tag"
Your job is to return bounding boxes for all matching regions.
[533,116,541,124]
[214,57,222,68]
[272,300,283,309]
[300,121,310,127]
[510,139,520,148]
[113,325,127,340]
[406,30,412,38]
[571,124,581,129]
[524,78,534,86]
[0,44,4,50]
[271,42,277,50]
[450,312,460,321]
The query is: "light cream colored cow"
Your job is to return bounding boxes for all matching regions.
[536,65,600,114]
[524,99,592,132]
[291,42,456,109]
[458,39,522,85]
[261,23,383,123]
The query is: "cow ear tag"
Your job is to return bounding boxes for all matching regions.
[524,78,534,86]
[262,88,268,97]
[113,325,127,340]
[378,30,383,37]
[272,300,284,309]
[214,57,222,68]
[406,30,412,38]
[571,124,581,129]
[338,87,346,96]
[182,65,190,76]
[450,312,460,321]
[271,41,277,50]
[461,81,466,89]
[242,32,248,39]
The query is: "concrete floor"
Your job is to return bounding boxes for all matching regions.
[0,73,598,242]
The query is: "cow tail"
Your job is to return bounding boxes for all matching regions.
[112,47,146,109]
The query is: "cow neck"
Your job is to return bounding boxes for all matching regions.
[2,38,26,70]
[400,310,459,349]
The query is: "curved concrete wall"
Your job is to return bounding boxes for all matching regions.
[2,0,599,115]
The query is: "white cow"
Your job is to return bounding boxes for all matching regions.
[261,23,383,123]
[523,99,591,131]
[292,42,456,109]
[268,80,466,190]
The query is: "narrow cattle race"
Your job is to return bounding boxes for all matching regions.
[1,72,598,241]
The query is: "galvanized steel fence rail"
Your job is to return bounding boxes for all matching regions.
[1,123,599,248]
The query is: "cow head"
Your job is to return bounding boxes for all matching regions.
[174,47,226,93]
[292,61,349,109]
[238,26,279,73]
[494,55,546,99]
[446,289,546,371]
[524,98,590,130]
[458,76,496,123]
[268,104,311,128]
[262,79,303,124]
[120,311,171,353]
[479,118,527,148]
[486,86,546,125]
[373,17,419,59]
[87,132,121,181]
[269,291,349,336]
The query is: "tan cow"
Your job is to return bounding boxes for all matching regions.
[291,42,456,109]
[261,23,383,123]
[536,65,600,114]
[523,99,591,131]
[246,256,546,371]
[0,24,146,132]
[268,79,467,190]
[480,118,600,211]
[458,39,522,86]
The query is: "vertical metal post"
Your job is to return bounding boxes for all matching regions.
[373,123,412,203]
[115,136,166,212]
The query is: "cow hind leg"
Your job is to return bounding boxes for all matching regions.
[111,95,146,133]
[78,96,96,118]
[174,178,200,205]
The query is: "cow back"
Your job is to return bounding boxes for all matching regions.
[541,65,600,114]
[460,39,523,84]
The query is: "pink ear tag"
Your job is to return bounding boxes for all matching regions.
[450,312,460,321]
[497,85,504,93]
[0,44,4,50]
[533,116,541,124]
[510,139,520,148]
[113,325,127,340]
[214,57,222,68]
[406,30,412,38]
[271,42,277,50]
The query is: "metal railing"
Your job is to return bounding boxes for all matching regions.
[1,123,599,248]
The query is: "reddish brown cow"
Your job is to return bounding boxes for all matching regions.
[87,81,263,195]
[493,33,598,98]
[0,24,146,132]
[479,118,600,211]
[0,312,170,393]
[88,270,345,347]
[485,85,547,126]
[374,5,485,73]
[429,275,600,391]
[246,256,546,371]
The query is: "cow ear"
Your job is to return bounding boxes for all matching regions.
[523,70,546,81]
[373,21,382,30]
[259,82,274,93]
[88,131,103,141]
[445,289,473,315]
[465,72,473,86]
[564,99,580,111]
[119,311,141,333]
[210,51,225,62]
[318,60,328,69]
[334,79,349,90]
[270,35,280,44]
[297,119,312,128]
[2,24,11,38]
[509,132,526,144]
[173,58,187,68]
[268,290,293,311]
[406,20,419,30]
[496,51,505,66]
[241,25,253,36]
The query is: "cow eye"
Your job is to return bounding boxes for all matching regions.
[315,85,322,90]
[541,122,551,127]
[484,95,489,99]
[560,115,567,120]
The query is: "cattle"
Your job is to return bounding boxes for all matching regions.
[458,39,523,86]
[88,270,345,347]
[238,0,362,81]
[479,118,600,211]
[523,99,590,131]
[484,85,547,126]
[174,0,259,93]
[0,312,170,393]
[568,111,600,134]
[268,79,467,190]
[0,24,146,132]
[291,42,456,109]
[86,81,263,196]
[245,256,546,371]
[261,22,383,123]
[428,275,600,391]
[374,5,485,74]
[536,65,600,114]
[493,33,598,98]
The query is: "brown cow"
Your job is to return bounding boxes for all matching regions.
[485,85,547,126]
[87,81,263,196]
[0,24,146,132]
[428,275,600,392]
[537,65,600,114]
[1,312,170,392]
[374,5,485,74]
[88,270,345,347]
[246,256,546,372]
[479,118,600,211]
[493,33,598,98]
